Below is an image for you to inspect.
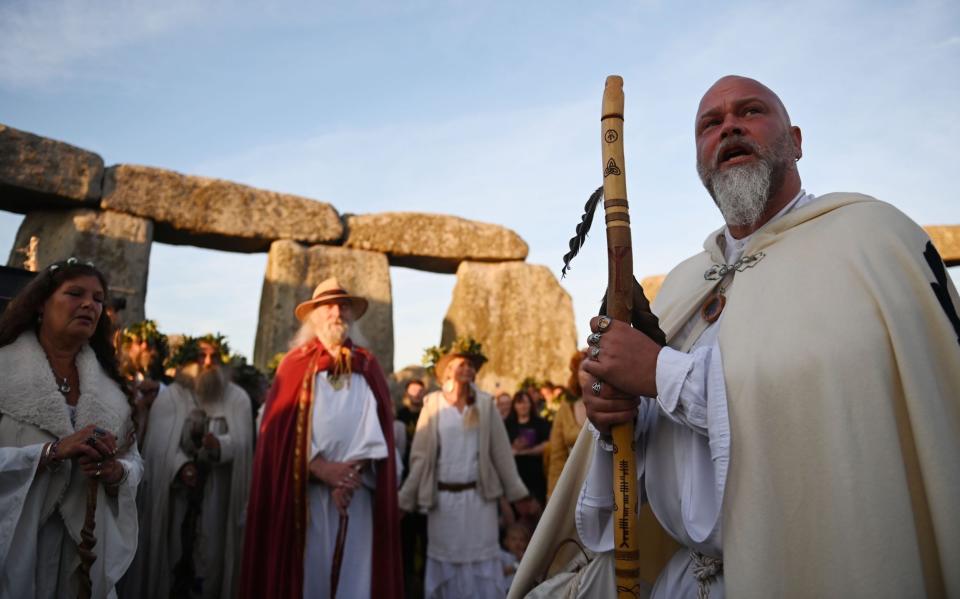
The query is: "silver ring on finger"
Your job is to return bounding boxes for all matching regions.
[587,332,602,346]
[589,346,601,359]
[95,467,102,478]
[592,380,602,395]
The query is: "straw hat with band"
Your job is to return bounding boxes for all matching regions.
[294,277,369,322]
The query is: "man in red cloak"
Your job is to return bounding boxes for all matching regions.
[240,278,403,599]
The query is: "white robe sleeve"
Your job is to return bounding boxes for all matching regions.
[653,340,731,506]
[215,433,235,463]
[655,343,720,434]
[575,402,655,553]
[0,443,45,566]
[100,440,145,592]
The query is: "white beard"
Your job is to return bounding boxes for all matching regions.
[317,320,350,349]
[709,161,772,227]
[698,131,796,228]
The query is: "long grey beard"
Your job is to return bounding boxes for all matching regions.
[317,321,350,350]
[707,161,772,227]
[195,366,227,406]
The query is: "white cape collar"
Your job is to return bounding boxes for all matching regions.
[0,332,130,439]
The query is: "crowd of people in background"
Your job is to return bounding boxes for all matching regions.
[0,257,587,599]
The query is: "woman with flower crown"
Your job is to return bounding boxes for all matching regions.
[399,338,538,598]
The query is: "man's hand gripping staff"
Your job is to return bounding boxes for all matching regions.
[561,75,667,599]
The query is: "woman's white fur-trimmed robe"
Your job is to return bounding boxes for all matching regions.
[0,332,143,599]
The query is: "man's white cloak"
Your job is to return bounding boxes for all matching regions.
[512,194,960,598]
[138,379,252,599]
[0,332,143,599]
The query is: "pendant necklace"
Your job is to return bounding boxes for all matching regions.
[327,374,346,391]
[700,251,766,324]
[42,349,73,395]
[700,284,727,324]
[48,365,72,395]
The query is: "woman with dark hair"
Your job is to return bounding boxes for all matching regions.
[504,390,551,507]
[0,257,143,598]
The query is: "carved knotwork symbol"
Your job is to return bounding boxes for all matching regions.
[604,158,622,177]
[703,251,766,280]
[605,129,619,143]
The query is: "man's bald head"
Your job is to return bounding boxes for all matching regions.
[694,75,803,236]
[697,75,792,129]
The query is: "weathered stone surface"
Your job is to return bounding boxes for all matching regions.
[441,261,576,393]
[640,274,666,303]
[101,164,343,253]
[254,240,393,373]
[0,124,104,214]
[925,225,960,266]
[344,212,528,274]
[7,209,153,325]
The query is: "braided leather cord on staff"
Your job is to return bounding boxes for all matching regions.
[600,75,641,599]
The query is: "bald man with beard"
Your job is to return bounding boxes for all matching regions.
[512,76,960,599]
[135,335,253,599]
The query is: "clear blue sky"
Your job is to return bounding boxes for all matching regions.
[2,0,958,369]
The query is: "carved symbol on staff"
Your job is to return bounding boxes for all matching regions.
[605,129,619,143]
[604,158,622,177]
[609,246,631,292]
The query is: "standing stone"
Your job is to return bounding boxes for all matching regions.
[924,225,960,266]
[441,261,577,393]
[101,164,344,253]
[0,124,104,214]
[641,274,666,303]
[7,209,153,324]
[344,212,528,273]
[254,240,393,373]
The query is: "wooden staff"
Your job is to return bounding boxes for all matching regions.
[600,75,640,598]
[77,478,98,599]
[330,512,349,598]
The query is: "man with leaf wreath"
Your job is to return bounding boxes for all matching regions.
[240,278,403,599]
[137,333,253,599]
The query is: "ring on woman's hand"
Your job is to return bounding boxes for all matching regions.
[589,346,601,359]
[587,332,602,346]
[592,380,603,394]
[94,467,102,478]
[93,427,106,437]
